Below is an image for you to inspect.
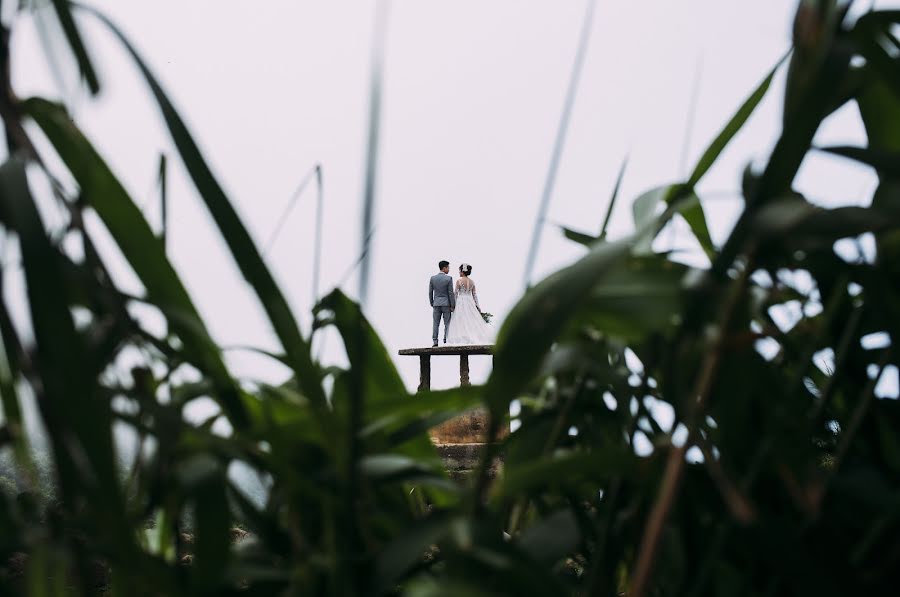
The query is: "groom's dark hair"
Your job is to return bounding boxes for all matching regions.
[438,260,449,270]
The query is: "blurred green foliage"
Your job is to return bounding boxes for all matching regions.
[1,1,900,595]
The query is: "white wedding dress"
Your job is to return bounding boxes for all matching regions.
[446,277,494,345]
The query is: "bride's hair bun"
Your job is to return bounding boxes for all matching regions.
[459,263,473,275]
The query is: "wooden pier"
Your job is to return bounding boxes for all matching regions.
[397,345,493,392]
[398,345,496,479]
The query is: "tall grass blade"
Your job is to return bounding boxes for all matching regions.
[600,155,628,239]
[158,152,167,248]
[680,52,788,193]
[81,6,326,411]
[23,98,249,427]
[358,2,389,308]
[664,53,788,259]
[523,0,597,288]
[714,48,846,280]
[490,238,632,412]
[340,3,391,589]
[49,0,99,94]
[317,289,406,400]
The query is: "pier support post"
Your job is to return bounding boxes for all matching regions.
[418,355,431,392]
[459,354,470,386]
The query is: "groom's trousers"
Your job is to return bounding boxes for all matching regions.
[432,306,451,343]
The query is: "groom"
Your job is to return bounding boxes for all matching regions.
[429,260,455,347]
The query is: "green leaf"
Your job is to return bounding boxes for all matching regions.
[405,578,496,597]
[360,453,431,480]
[49,0,100,94]
[852,14,900,106]
[753,200,898,244]
[562,156,628,248]
[178,455,231,590]
[673,194,715,259]
[632,185,712,258]
[561,226,599,247]
[360,454,456,491]
[751,47,847,209]
[662,54,787,259]
[79,5,326,413]
[242,383,323,445]
[317,289,407,402]
[633,186,666,232]
[518,508,581,566]
[856,78,900,154]
[364,385,481,429]
[488,239,632,413]
[633,185,669,253]
[570,255,689,341]
[684,55,782,192]
[600,155,628,239]
[493,450,635,501]
[817,145,900,176]
[227,482,292,556]
[0,297,36,485]
[22,97,249,428]
[374,516,454,594]
[0,157,136,558]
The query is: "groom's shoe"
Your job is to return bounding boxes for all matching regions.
[432,341,438,348]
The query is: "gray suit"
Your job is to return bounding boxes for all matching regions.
[429,272,456,343]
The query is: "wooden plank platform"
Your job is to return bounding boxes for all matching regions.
[398,345,493,356]
[398,345,494,391]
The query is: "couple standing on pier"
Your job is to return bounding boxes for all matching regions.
[428,260,494,347]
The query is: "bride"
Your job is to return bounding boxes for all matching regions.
[446,263,494,346]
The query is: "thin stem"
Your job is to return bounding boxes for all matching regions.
[630,261,752,597]
[679,52,704,178]
[833,348,892,469]
[261,162,325,306]
[697,435,756,523]
[263,163,319,255]
[337,227,376,290]
[508,372,585,535]
[523,0,597,288]
[585,478,623,594]
[313,164,323,304]
[809,302,861,421]
[358,1,389,307]
[471,409,503,513]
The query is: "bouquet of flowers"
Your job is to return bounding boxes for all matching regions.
[480,312,493,324]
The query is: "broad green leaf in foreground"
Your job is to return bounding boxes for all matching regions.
[23,98,249,428]
[488,239,632,412]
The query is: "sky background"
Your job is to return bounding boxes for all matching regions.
[9,1,895,395]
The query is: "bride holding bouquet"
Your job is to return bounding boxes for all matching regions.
[446,263,494,346]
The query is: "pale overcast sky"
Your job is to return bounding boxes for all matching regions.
[10,1,893,393]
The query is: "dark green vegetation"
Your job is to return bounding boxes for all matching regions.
[2,1,900,595]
